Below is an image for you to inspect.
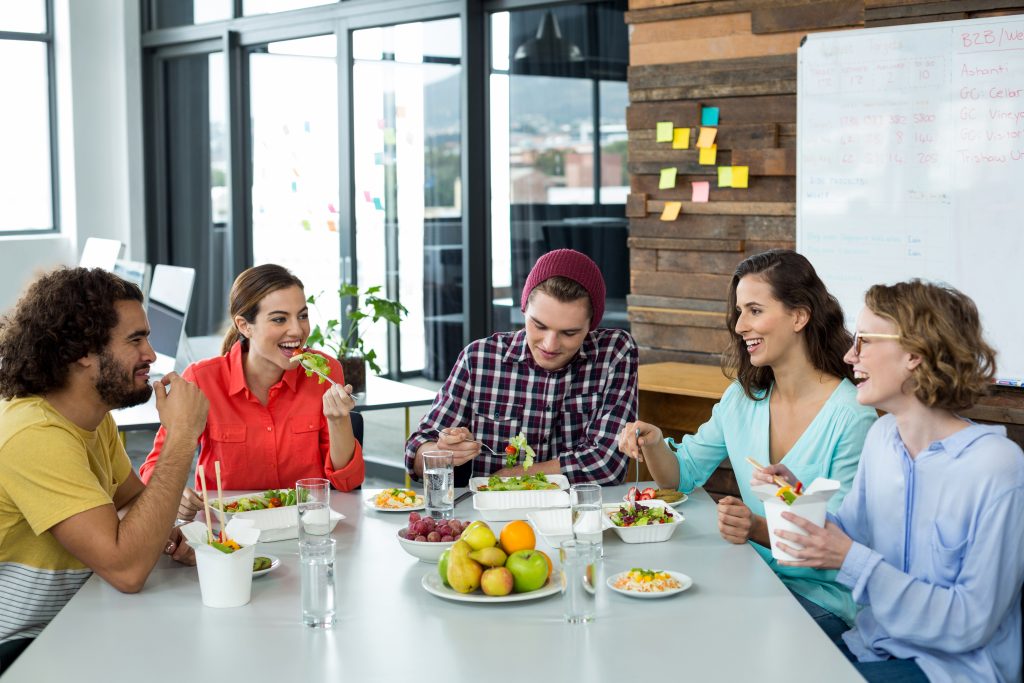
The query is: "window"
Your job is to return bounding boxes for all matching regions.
[0,0,57,233]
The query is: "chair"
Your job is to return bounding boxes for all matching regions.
[350,410,364,446]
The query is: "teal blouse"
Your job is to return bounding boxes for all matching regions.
[667,378,877,623]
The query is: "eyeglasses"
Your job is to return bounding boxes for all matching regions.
[853,332,901,356]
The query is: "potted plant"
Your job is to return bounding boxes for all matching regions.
[305,284,408,394]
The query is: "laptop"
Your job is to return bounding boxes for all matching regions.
[146,265,195,378]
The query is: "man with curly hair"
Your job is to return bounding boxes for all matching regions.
[0,267,209,671]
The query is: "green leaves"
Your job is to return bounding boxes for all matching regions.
[304,284,407,375]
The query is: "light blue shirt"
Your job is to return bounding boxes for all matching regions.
[834,414,1024,683]
[667,379,877,623]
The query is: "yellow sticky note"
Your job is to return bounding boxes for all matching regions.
[732,166,749,188]
[699,145,717,166]
[672,128,690,149]
[718,166,733,188]
[659,167,678,190]
[656,122,673,143]
[696,127,717,149]
[660,201,682,221]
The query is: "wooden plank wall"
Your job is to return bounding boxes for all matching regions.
[625,0,1024,442]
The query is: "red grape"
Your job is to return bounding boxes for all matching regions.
[426,531,441,542]
[440,535,454,542]
[415,535,427,542]
[408,511,421,523]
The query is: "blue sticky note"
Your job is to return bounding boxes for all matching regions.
[374,152,384,165]
[373,197,383,210]
[701,107,720,126]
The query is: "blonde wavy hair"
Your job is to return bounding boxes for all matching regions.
[864,280,996,411]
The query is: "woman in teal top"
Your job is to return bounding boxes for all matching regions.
[619,249,877,626]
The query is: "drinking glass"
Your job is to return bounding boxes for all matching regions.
[296,478,331,543]
[559,539,599,624]
[570,483,603,556]
[300,538,336,628]
[422,450,454,520]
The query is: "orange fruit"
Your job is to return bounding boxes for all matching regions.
[537,550,553,580]
[499,520,536,554]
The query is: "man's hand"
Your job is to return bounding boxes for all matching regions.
[177,487,203,521]
[153,372,208,440]
[323,384,356,422]
[717,496,755,544]
[774,514,853,570]
[163,526,195,566]
[617,421,663,461]
[437,427,482,466]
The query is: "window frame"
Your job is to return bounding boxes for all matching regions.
[0,0,60,236]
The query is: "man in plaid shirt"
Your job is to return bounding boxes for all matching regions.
[405,249,638,486]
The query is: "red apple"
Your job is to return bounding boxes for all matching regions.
[480,567,514,596]
[504,549,549,593]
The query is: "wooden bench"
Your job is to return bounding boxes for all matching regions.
[637,361,740,501]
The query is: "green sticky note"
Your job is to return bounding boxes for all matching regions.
[732,166,749,188]
[383,128,396,145]
[656,122,673,143]
[659,167,678,190]
[717,166,733,188]
[672,128,690,149]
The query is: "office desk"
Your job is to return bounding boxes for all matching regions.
[638,362,738,498]
[3,485,862,683]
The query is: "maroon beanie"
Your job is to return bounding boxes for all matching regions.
[520,249,605,331]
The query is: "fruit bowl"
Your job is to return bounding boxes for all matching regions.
[602,500,684,544]
[397,528,455,563]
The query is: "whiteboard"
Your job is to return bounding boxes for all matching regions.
[797,16,1024,384]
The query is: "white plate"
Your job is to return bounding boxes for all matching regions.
[252,554,280,579]
[468,474,570,493]
[606,570,693,599]
[364,492,425,513]
[421,573,560,603]
[621,492,688,507]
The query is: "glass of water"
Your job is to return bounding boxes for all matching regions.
[422,450,454,520]
[296,478,331,543]
[559,539,599,624]
[300,538,336,628]
[570,483,603,556]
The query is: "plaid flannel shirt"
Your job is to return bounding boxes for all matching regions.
[405,328,638,485]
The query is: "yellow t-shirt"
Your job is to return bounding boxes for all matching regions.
[0,396,131,643]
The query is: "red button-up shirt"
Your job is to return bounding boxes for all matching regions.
[140,343,363,491]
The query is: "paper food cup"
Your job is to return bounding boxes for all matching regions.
[181,519,261,608]
[751,478,840,562]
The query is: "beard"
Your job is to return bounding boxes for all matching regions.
[95,350,153,408]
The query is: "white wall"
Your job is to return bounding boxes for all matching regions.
[0,0,143,312]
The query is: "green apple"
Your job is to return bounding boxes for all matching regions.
[504,549,548,593]
[480,567,514,596]
[438,549,451,588]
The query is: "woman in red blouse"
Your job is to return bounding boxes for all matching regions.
[140,264,363,519]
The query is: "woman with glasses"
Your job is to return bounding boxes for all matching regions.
[759,280,1024,682]
[618,249,877,634]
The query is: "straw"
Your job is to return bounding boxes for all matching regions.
[197,464,214,544]
[214,461,227,543]
[745,457,794,490]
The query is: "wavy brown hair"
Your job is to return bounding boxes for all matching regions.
[865,280,995,411]
[221,264,305,355]
[0,267,143,398]
[724,250,854,400]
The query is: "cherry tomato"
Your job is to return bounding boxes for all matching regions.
[269,497,282,507]
[505,445,518,455]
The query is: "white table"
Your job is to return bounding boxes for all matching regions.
[4,487,864,682]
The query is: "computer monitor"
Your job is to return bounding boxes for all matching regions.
[147,265,195,377]
[113,259,150,300]
[79,238,122,270]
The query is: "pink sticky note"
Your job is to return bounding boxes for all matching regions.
[363,191,372,202]
[691,181,710,203]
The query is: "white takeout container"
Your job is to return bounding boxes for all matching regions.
[526,508,573,548]
[204,495,345,542]
[182,518,261,608]
[468,474,570,493]
[602,499,684,544]
[752,478,840,562]
[472,489,569,522]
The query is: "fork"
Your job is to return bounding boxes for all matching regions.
[289,355,355,398]
[629,427,642,504]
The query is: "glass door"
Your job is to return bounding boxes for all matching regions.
[351,18,462,378]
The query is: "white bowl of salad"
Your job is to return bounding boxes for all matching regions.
[603,499,684,544]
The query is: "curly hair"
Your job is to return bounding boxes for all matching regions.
[723,250,854,399]
[221,264,304,355]
[864,280,995,411]
[0,267,143,399]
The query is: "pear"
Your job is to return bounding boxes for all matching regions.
[460,521,497,551]
[468,546,507,568]
[446,540,482,594]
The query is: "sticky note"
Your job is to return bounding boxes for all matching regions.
[383,128,396,145]
[374,152,384,165]
[691,181,710,203]
[659,167,678,190]
[363,191,372,202]
[327,220,337,232]
[697,127,717,149]
[396,106,407,118]
[373,197,384,210]
[301,219,311,231]
[660,201,682,221]
[656,122,673,142]
[699,145,717,166]
[672,128,690,149]
[718,166,733,187]
[732,166,749,188]
[701,107,720,126]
